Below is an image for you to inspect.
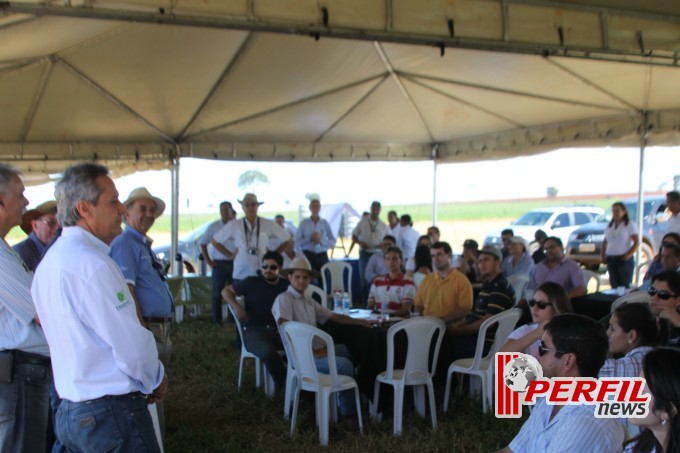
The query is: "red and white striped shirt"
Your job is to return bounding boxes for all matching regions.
[368,273,416,314]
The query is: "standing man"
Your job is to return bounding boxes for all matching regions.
[32,163,167,452]
[386,210,401,237]
[296,198,336,273]
[12,200,59,271]
[0,165,51,452]
[367,246,416,317]
[499,314,625,452]
[501,228,514,259]
[110,187,174,438]
[414,241,473,329]
[529,236,586,299]
[397,214,420,262]
[667,191,680,234]
[447,246,514,360]
[222,251,290,389]
[352,201,388,303]
[200,201,236,325]
[214,193,291,282]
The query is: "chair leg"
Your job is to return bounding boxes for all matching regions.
[371,381,381,421]
[354,388,363,435]
[290,386,301,437]
[426,380,437,430]
[413,386,425,418]
[284,372,295,419]
[319,390,330,446]
[393,382,404,436]
[255,358,262,388]
[443,368,454,412]
[237,356,245,391]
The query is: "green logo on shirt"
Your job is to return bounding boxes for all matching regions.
[117,291,126,302]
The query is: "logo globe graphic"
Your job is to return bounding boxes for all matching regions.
[504,354,542,393]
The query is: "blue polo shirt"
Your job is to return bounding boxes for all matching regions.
[110,226,173,317]
[12,232,47,272]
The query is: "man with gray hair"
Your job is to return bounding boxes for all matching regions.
[0,164,52,452]
[32,163,167,452]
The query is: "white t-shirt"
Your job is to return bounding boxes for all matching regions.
[667,213,680,234]
[604,221,639,256]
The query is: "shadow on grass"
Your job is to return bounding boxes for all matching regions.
[165,317,525,452]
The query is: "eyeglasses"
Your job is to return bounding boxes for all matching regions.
[648,287,676,300]
[538,341,567,357]
[528,299,553,310]
[261,264,278,271]
[41,219,58,227]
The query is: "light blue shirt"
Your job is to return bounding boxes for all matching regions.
[0,238,49,356]
[296,217,335,254]
[110,226,173,317]
[502,254,535,278]
[508,397,626,453]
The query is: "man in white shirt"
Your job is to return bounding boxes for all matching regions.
[667,191,680,234]
[499,314,626,453]
[32,163,167,453]
[397,214,420,261]
[0,164,52,453]
[352,201,388,304]
[200,201,236,325]
[213,193,291,282]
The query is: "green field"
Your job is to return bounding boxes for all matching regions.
[6,196,615,241]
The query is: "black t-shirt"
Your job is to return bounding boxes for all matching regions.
[232,276,289,328]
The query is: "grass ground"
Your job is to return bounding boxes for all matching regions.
[165,316,525,452]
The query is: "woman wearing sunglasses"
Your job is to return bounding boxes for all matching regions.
[500,281,572,358]
[623,348,680,453]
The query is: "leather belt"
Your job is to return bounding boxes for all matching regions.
[12,350,51,367]
[143,316,172,323]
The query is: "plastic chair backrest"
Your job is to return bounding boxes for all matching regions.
[506,274,530,305]
[384,317,445,381]
[610,292,651,312]
[581,269,601,293]
[228,304,246,343]
[468,308,522,369]
[305,284,329,309]
[321,261,352,295]
[281,321,341,389]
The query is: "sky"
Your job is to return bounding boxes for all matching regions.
[22,146,680,214]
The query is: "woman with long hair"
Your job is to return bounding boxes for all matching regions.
[601,202,639,288]
[500,281,572,358]
[624,348,680,452]
[412,244,433,289]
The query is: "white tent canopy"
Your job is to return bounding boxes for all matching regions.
[1,0,679,186]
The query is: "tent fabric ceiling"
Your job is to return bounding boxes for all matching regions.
[1,0,680,184]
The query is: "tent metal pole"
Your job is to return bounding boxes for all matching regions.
[432,144,438,226]
[634,112,648,283]
[170,151,180,276]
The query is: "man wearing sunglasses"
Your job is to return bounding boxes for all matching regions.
[222,251,290,390]
[12,200,59,271]
[110,187,174,438]
[648,270,680,347]
[500,314,626,452]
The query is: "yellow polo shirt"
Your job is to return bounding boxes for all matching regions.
[415,269,473,325]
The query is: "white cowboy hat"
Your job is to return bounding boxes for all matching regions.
[280,256,320,279]
[123,187,166,218]
[238,193,264,206]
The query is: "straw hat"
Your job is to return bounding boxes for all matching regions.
[238,193,264,206]
[280,256,320,279]
[20,200,57,234]
[123,187,166,218]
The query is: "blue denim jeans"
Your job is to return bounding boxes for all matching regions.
[314,356,356,416]
[211,260,233,324]
[57,393,160,453]
[243,326,287,389]
[358,250,374,307]
[0,361,52,452]
[606,255,634,288]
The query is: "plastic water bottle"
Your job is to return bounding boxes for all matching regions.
[198,253,206,276]
[341,292,351,314]
[333,290,343,313]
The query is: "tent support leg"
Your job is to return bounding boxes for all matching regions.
[432,144,439,227]
[170,150,180,276]
[634,112,648,283]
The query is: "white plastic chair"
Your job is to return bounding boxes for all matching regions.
[281,321,363,446]
[506,274,530,305]
[610,291,651,312]
[372,317,445,435]
[443,308,522,413]
[320,261,352,297]
[227,304,272,396]
[582,269,602,293]
[148,403,164,453]
[305,284,329,309]
[277,323,298,419]
[635,260,652,286]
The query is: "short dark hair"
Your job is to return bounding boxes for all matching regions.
[544,314,608,378]
[384,246,403,261]
[431,241,452,255]
[400,214,412,226]
[534,229,548,241]
[371,201,381,208]
[544,236,563,249]
[388,210,397,217]
[383,235,396,245]
[662,243,680,259]
[427,226,440,235]
[219,201,232,208]
[667,191,680,203]
[651,270,680,295]
[501,229,514,236]
[262,251,283,267]
[275,214,284,220]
